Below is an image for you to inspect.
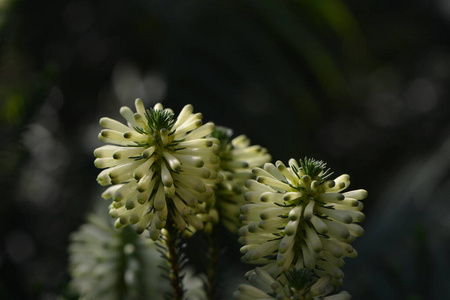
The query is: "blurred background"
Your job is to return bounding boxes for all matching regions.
[1,0,450,299]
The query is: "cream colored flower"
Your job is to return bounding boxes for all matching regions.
[239,158,367,285]
[213,127,271,233]
[233,267,351,300]
[68,214,166,300]
[183,195,220,237]
[94,100,219,240]
[180,138,222,237]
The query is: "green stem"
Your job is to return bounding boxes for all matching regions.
[165,220,184,300]
[206,226,221,300]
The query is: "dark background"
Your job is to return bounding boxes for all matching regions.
[1,0,450,299]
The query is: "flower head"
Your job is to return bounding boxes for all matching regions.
[239,158,367,285]
[212,127,271,233]
[68,214,165,300]
[233,267,351,300]
[95,100,219,240]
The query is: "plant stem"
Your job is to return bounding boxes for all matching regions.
[165,221,184,300]
[206,226,221,300]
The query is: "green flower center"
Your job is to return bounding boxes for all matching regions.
[145,109,175,134]
[296,157,332,183]
[269,269,318,300]
[212,126,233,153]
[131,109,176,161]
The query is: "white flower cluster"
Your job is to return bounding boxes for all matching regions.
[234,268,351,300]
[68,214,165,299]
[94,100,220,240]
[92,101,367,299]
[237,158,367,296]
[213,127,271,233]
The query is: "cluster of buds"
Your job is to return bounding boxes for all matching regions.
[93,101,367,299]
[95,100,219,240]
[68,214,162,299]
[234,268,351,300]
[213,127,272,233]
[237,158,367,298]
[94,101,271,240]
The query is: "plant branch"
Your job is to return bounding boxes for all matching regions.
[206,226,221,300]
[161,219,185,300]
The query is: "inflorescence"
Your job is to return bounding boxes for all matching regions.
[95,100,220,240]
[237,157,367,297]
[92,101,367,299]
